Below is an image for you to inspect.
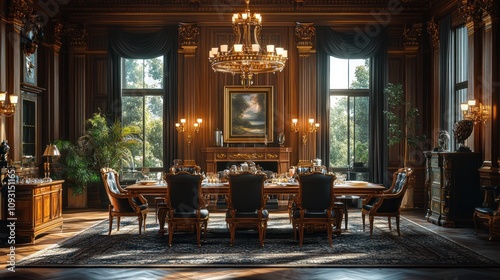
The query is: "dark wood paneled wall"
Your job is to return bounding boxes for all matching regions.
[3,0,500,210]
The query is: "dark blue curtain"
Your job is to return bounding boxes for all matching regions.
[316,26,387,184]
[107,27,178,170]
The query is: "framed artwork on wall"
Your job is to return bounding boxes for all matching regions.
[223,86,274,144]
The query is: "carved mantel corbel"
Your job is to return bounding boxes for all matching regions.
[295,22,315,56]
[178,22,199,55]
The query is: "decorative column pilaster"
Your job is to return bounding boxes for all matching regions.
[401,23,422,209]
[459,0,484,154]
[42,20,63,144]
[478,0,500,186]
[427,18,440,136]
[177,23,201,163]
[3,0,30,160]
[64,24,87,141]
[294,22,316,162]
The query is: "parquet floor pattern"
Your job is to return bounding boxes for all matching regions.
[2,204,500,280]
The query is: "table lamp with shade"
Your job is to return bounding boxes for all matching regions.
[43,144,60,182]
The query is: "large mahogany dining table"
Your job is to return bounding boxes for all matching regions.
[125,181,386,197]
[125,181,385,235]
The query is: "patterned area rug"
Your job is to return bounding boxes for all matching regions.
[17,213,498,267]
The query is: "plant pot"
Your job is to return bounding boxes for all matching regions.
[67,186,87,208]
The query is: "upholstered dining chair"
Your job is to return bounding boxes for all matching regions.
[473,186,500,241]
[290,171,340,246]
[158,171,209,247]
[154,164,202,223]
[226,171,269,247]
[100,167,149,235]
[361,167,413,237]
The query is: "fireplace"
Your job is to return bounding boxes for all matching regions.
[201,147,292,174]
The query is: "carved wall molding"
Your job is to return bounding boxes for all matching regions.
[60,0,430,15]
[427,17,439,50]
[403,23,422,52]
[295,22,315,56]
[9,0,32,25]
[459,0,483,30]
[178,22,199,48]
[63,23,88,51]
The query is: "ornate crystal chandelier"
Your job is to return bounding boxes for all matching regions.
[208,0,288,88]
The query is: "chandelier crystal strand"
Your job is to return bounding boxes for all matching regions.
[208,0,287,88]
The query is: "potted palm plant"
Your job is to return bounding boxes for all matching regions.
[54,111,141,208]
[53,140,100,208]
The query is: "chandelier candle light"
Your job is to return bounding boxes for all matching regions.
[208,0,288,88]
[0,91,18,117]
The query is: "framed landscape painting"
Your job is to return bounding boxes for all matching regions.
[223,86,273,143]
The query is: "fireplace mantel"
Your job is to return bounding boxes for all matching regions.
[201,147,292,173]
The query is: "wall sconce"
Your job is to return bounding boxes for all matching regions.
[291,118,299,133]
[175,118,186,133]
[193,118,203,133]
[0,92,18,117]
[308,118,320,133]
[461,99,488,126]
[176,118,202,144]
[292,118,319,145]
[43,144,61,182]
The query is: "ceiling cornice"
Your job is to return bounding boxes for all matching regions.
[55,0,431,27]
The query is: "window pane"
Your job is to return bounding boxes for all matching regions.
[123,56,164,89]
[350,96,369,166]
[122,96,144,169]
[330,58,369,89]
[123,59,144,89]
[144,57,163,89]
[144,95,164,167]
[455,26,468,84]
[329,96,349,167]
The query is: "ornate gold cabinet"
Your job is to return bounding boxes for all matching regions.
[11,180,64,243]
[424,152,482,227]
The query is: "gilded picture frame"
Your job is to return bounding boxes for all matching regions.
[224,86,274,143]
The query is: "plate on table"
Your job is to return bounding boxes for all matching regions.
[345,180,368,187]
[139,180,157,185]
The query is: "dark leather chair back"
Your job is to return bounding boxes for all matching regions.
[228,172,267,212]
[376,169,410,213]
[165,171,203,212]
[102,169,135,213]
[297,172,336,211]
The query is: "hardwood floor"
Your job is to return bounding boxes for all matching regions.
[1,203,500,280]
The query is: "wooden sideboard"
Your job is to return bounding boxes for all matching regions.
[10,180,64,243]
[201,147,292,173]
[424,151,482,227]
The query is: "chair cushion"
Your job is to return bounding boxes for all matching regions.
[171,209,209,219]
[138,204,149,211]
[292,209,337,219]
[226,209,269,219]
[475,207,494,215]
